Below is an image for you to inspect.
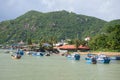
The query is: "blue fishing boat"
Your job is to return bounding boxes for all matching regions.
[110,56,120,60]
[116,56,120,60]
[85,54,111,64]
[96,54,110,64]
[32,52,44,56]
[74,53,80,60]
[66,53,80,60]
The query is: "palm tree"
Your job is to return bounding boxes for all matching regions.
[39,37,46,49]
[74,38,81,52]
[27,38,33,50]
[48,36,57,51]
[27,38,32,45]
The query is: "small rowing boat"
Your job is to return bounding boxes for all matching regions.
[11,55,21,59]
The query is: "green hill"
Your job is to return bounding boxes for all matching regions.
[88,19,120,51]
[0,10,107,44]
[105,19,120,26]
[101,19,120,32]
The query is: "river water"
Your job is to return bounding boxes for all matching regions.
[0,49,120,80]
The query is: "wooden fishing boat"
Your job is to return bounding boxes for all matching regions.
[11,55,21,59]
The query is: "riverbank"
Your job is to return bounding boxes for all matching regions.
[79,52,120,56]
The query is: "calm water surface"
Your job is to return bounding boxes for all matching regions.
[0,49,120,80]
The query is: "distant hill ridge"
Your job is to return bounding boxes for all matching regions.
[0,10,120,44]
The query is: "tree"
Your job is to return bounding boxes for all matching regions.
[48,36,57,51]
[39,37,46,49]
[27,38,32,45]
[106,25,120,50]
[74,38,81,52]
[88,25,120,51]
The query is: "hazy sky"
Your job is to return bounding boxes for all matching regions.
[0,0,120,22]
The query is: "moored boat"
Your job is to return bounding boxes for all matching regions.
[32,52,45,56]
[116,56,120,60]
[74,53,80,60]
[110,56,120,60]
[66,53,80,60]
[11,55,21,59]
[96,54,111,64]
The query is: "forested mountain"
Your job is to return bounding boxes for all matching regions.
[101,19,120,32]
[0,10,111,44]
[88,19,120,51]
[105,19,120,26]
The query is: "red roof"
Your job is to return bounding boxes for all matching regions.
[57,45,90,50]
[58,45,75,50]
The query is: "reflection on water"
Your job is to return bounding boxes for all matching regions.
[0,49,120,80]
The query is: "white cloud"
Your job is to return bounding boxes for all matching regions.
[98,0,120,20]
[0,0,120,21]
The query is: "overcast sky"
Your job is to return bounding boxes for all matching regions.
[0,0,120,22]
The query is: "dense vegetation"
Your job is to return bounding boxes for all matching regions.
[88,20,120,52]
[0,10,120,52]
[0,10,106,44]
